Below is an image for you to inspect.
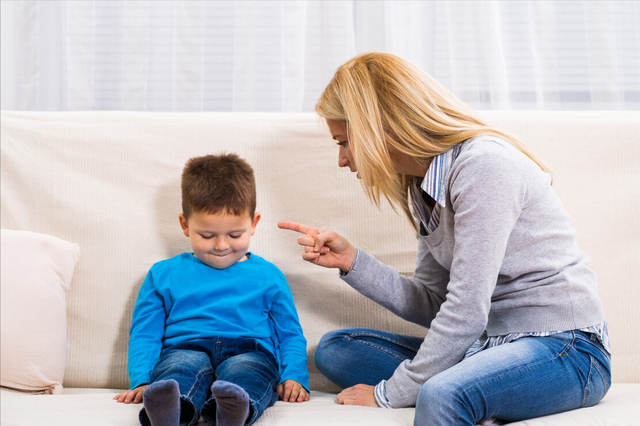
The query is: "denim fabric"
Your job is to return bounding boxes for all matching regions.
[139,337,280,426]
[315,329,424,388]
[315,328,611,425]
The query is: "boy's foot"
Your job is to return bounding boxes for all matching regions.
[211,380,250,426]
[143,379,181,426]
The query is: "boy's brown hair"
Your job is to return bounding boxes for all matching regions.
[181,153,256,219]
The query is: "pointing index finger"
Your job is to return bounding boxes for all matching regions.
[278,221,315,236]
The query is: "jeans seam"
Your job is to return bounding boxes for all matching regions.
[588,338,611,361]
[253,375,278,406]
[459,331,576,397]
[591,355,610,393]
[558,331,576,358]
[246,377,278,424]
[346,335,408,361]
[347,331,419,353]
[580,356,595,408]
[184,367,214,400]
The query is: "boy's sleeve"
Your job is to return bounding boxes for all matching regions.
[128,268,166,389]
[269,272,310,391]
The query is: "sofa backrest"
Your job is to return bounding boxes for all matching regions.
[1,111,639,390]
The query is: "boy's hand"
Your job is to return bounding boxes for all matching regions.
[276,380,310,403]
[113,385,148,404]
[277,222,357,273]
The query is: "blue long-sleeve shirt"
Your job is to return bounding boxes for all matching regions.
[128,252,309,390]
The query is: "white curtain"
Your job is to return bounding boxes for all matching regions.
[1,0,638,112]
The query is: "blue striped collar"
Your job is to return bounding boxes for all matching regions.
[420,144,462,208]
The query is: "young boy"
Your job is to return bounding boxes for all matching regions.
[114,153,309,426]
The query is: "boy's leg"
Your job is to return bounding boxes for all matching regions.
[143,379,180,426]
[201,349,280,426]
[415,331,611,426]
[314,328,423,388]
[209,380,251,426]
[140,348,215,426]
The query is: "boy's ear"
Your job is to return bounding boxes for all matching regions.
[250,212,261,236]
[179,213,190,237]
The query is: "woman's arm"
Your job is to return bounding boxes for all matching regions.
[340,243,449,328]
[278,222,450,328]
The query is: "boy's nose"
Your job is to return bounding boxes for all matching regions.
[214,237,229,250]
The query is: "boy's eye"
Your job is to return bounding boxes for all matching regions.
[201,235,213,239]
[230,234,242,239]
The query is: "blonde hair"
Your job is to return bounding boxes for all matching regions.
[315,52,551,228]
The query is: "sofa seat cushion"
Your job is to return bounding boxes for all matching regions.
[1,385,638,425]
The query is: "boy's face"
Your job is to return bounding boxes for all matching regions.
[179,210,261,270]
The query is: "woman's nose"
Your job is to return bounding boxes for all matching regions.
[338,149,349,168]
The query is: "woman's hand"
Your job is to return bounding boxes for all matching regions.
[278,222,357,272]
[113,384,147,404]
[336,384,378,407]
[276,380,310,402]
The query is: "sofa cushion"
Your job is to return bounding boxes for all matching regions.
[0,230,80,395]
[0,385,638,426]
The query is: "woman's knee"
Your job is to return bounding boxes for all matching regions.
[417,376,455,407]
[416,375,470,424]
[314,329,351,374]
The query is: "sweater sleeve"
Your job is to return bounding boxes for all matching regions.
[128,268,166,389]
[382,144,527,407]
[269,272,310,390]
[341,237,450,328]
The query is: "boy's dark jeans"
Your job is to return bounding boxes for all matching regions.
[139,337,280,426]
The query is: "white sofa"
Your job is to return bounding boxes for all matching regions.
[1,111,639,426]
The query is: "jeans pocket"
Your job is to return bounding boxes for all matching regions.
[545,331,576,357]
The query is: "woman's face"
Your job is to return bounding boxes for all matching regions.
[387,145,429,177]
[326,118,427,178]
[327,119,359,178]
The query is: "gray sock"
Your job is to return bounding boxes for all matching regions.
[143,379,181,426]
[211,380,250,426]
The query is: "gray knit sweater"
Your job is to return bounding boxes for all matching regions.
[341,136,605,408]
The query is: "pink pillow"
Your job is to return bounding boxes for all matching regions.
[0,230,80,394]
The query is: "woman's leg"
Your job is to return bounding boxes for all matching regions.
[314,328,424,388]
[415,330,611,426]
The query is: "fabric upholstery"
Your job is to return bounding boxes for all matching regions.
[0,230,80,394]
[1,385,639,426]
[0,111,638,425]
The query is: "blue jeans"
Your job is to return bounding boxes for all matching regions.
[139,337,280,426]
[315,328,611,426]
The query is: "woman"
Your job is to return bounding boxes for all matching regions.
[278,52,610,425]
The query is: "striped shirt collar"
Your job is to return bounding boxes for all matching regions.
[420,144,462,208]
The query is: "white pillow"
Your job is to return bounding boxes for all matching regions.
[0,230,80,394]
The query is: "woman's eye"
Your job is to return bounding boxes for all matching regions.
[337,141,347,147]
